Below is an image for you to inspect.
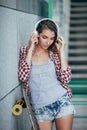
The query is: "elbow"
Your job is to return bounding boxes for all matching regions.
[64,75,72,84]
[60,74,72,84]
[18,70,28,82]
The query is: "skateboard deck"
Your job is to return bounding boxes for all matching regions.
[23,88,39,130]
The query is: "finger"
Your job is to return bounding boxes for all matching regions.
[31,31,39,37]
[31,33,36,38]
[31,33,37,41]
[58,35,64,43]
[56,39,62,44]
[58,36,65,45]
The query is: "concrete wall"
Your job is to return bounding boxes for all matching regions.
[0,6,40,130]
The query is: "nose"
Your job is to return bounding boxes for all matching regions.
[47,39,51,45]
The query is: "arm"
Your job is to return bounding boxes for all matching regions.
[54,35,72,84]
[53,53,72,98]
[18,32,38,82]
[54,36,72,98]
[18,46,31,82]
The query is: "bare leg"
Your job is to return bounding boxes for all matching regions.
[55,114,74,130]
[38,121,52,130]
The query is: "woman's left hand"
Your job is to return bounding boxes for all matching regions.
[55,35,65,53]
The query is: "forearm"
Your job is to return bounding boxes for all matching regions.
[26,32,37,64]
[25,48,33,65]
[59,51,68,71]
[59,51,72,83]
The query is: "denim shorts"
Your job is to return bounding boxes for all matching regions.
[33,93,76,122]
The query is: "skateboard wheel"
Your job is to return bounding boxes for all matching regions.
[12,104,22,116]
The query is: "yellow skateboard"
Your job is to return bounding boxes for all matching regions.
[12,88,39,130]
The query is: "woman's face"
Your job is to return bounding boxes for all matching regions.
[38,29,55,50]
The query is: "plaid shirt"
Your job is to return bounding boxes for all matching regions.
[18,46,72,98]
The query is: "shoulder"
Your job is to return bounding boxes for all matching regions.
[49,50,60,59]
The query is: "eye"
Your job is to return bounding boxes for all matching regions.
[51,37,55,41]
[42,36,47,39]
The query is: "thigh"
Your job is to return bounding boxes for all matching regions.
[55,114,74,130]
[38,121,52,130]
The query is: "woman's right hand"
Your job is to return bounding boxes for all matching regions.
[25,31,38,64]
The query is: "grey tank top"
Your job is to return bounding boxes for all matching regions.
[28,58,67,109]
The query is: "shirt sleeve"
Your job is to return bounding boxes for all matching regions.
[18,46,31,82]
[59,66,72,84]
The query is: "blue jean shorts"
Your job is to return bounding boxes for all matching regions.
[33,93,76,122]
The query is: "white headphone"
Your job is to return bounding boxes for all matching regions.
[34,18,59,35]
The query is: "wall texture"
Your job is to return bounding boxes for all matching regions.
[0,6,41,130]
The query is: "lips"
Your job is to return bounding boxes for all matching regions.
[43,45,49,49]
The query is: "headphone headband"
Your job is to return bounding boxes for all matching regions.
[34,18,59,34]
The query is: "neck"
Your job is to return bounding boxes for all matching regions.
[36,45,48,54]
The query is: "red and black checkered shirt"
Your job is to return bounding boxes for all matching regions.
[18,46,72,98]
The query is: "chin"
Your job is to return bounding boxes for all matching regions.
[44,47,48,50]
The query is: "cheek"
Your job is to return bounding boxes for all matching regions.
[51,40,54,44]
[38,38,42,43]
[38,38,45,46]
[49,40,54,46]
[39,37,45,43]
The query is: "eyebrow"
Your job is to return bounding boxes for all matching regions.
[41,34,55,39]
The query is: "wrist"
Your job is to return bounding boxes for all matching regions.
[59,50,64,57]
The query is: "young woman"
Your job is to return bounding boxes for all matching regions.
[18,18,76,130]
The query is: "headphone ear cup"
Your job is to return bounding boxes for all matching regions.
[34,30,38,35]
[34,21,40,35]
